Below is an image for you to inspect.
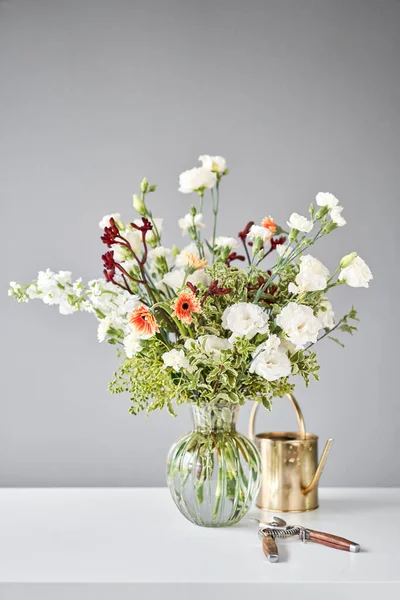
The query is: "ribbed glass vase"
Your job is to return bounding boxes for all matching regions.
[166,403,261,527]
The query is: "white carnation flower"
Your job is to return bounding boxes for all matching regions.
[276,302,320,349]
[99,213,121,229]
[330,205,346,227]
[178,167,217,194]
[288,255,330,294]
[198,155,227,175]
[222,302,269,340]
[339,256,373,288]
[123,332,142,358]
[317,298,335,330]
[247,225,273,243]
[214,236,238,250]
[315,192,339,209]
[250,334,292,381]
[162,348,191,372]
[178,213,205,235]
[287,213,313,233]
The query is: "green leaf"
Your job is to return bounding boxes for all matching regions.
[328,336,345,348]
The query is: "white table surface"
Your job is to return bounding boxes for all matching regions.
[0,487,399,596]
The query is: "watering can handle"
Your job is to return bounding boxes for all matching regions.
[248,393,307,441]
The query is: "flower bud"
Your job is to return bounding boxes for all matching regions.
[252,237,263,255]
[315,205,329,220]
[190,205,197,217]
[149,184,157,193]
[140,177,149,194]
[172,244,180,258]
[133,194,147,216]
[340,252,357,269]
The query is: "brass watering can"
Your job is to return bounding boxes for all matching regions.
[249,394,333,512]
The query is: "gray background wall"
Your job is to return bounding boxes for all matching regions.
[1,0,399,487]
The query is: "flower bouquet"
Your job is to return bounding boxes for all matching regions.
[9,155,372,526]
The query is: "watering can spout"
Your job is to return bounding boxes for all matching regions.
[302,439,334,495]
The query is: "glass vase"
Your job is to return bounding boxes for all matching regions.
[166,403,261,527]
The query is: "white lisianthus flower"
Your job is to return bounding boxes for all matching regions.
[276,244,292,258]
[158,268,211,292]
[178,167,217,194]
[288,255,330,294]
[162,348,191,372]
[317,298,335,330]
[174,243,210,268]
[287,213,313,233]
[315,192,339,209]
[222,302,270,340]
[123,332,142,358]
[276,302,320,349]
[247,225,273,243]
[249,334,292,382]
[134,218,163,241]
[99,213,121,229]
[196,335,232,358]
[339,256,373,288]
[214,236,238,250]
[178,213,205,235]
[149,246,172,261]
[330,205,346,227]
[198,155,227,176]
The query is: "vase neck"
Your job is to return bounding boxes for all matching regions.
[191,404,239,433]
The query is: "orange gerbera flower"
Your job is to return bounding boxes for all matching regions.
[184,252,208,270]
[172,290,202,324]
[129,305,159,336]
[261,216,277,235]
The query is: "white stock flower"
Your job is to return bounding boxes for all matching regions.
[178,213,205,235]
[123,332,142,358]
[178,167,217,194]
[249,334,292,382]
[330,205,346,226]
[315,192,339,209]
[162,348,191,372]
[339,256,373,288]
[196,335,232,358]
[288,255,330,294]
[247,225,273,243]
[287,213,313,233]
[317,298,335,330]
[222,302,269,340]
[214,236,238,250]
[36,270,74,310]
[198,155,227,175]
[276,302,320,349]
[97,317,111,342]
[99,213,121,229]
